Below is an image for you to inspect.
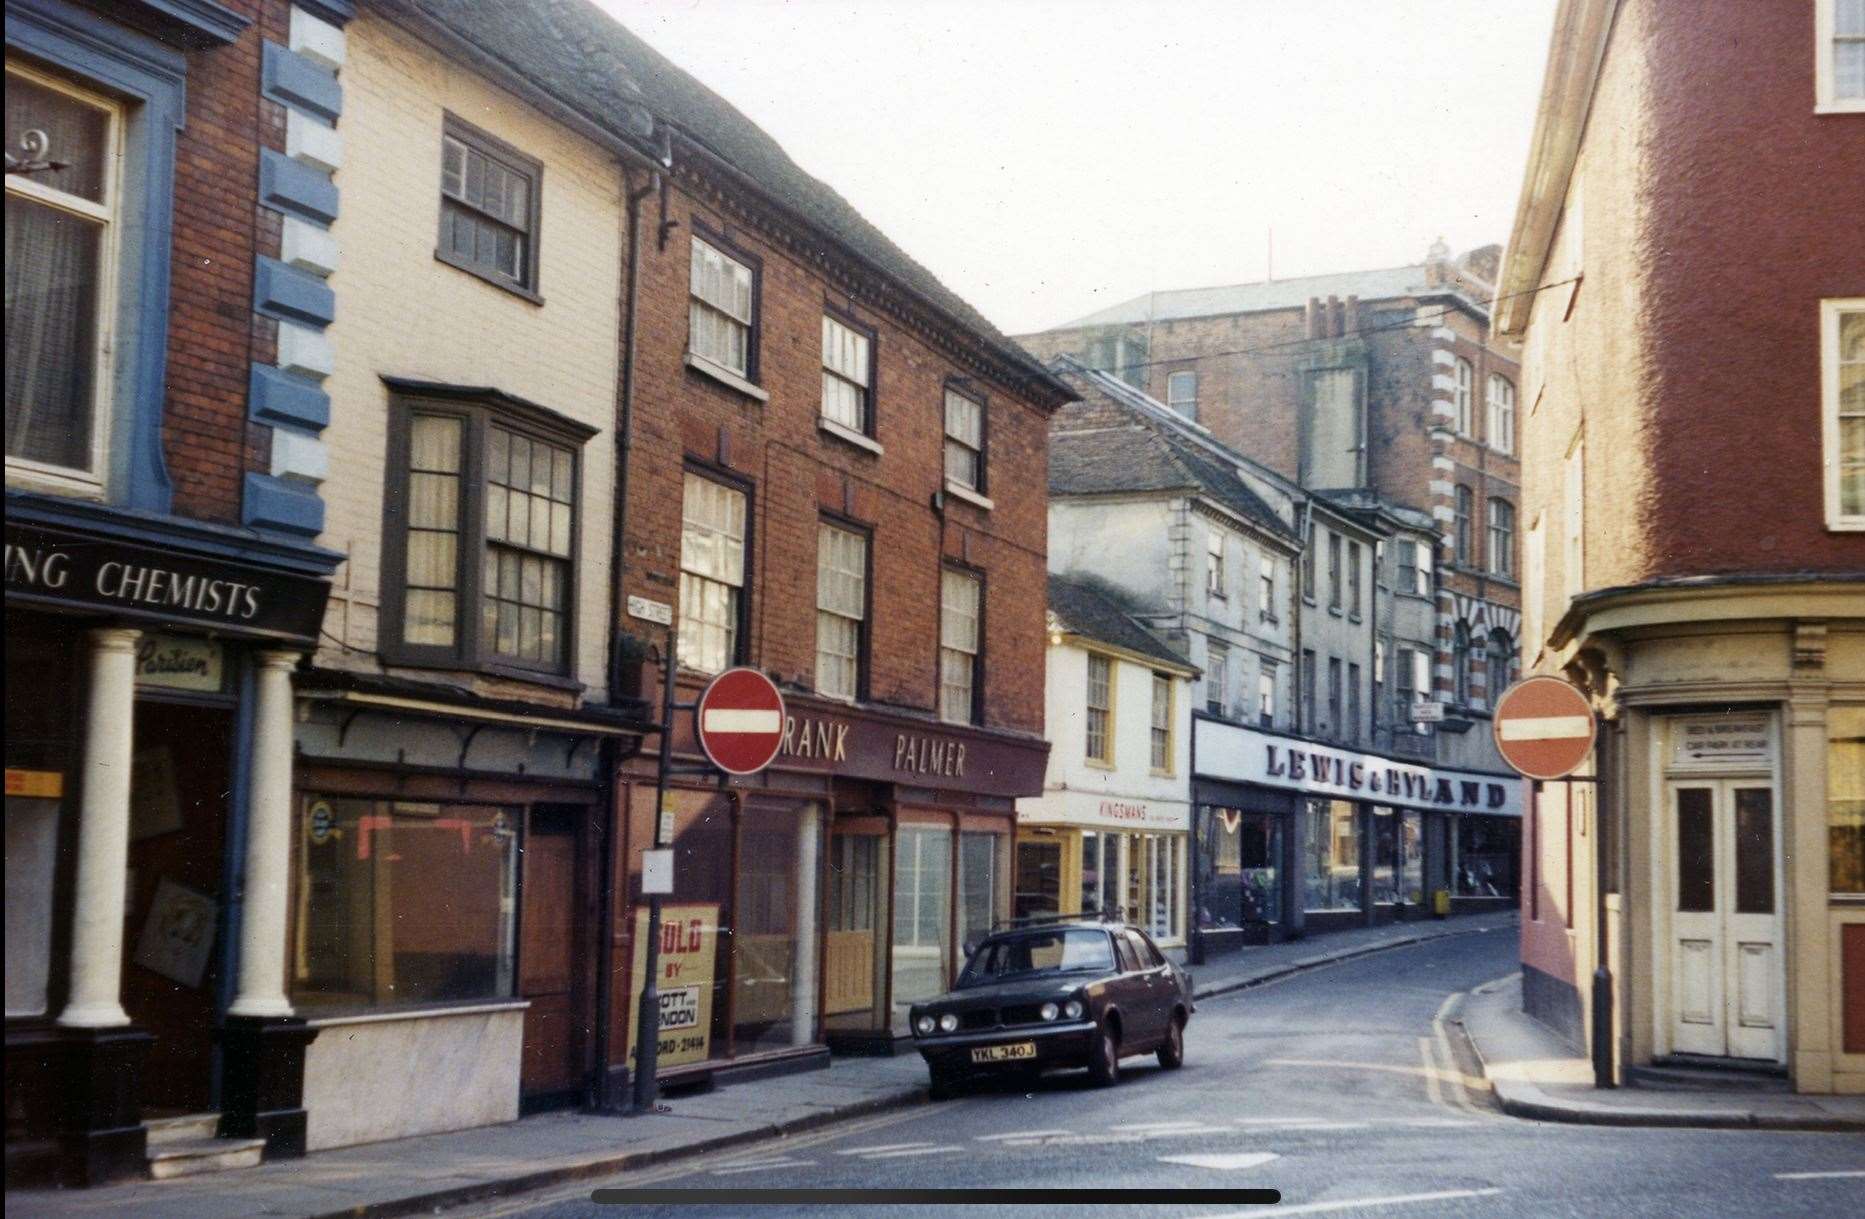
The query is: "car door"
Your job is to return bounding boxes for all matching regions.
[1115,930,1163,1046]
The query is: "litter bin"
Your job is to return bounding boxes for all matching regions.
[1432,888,1451,918]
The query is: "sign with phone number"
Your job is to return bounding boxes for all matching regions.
[625,903,719,1070]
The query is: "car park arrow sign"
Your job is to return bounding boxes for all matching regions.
[1492,675,1596,781]
[694,667,787,775]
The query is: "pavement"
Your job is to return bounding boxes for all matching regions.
[13,912,1862,1219]
[1457,972,1865,1133]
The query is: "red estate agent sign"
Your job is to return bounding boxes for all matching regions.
[695,667,787,775]
[1492,675,1597,781]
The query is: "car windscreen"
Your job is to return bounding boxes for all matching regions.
[957,929,1114,987]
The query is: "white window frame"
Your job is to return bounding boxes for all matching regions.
[1816,0,1865,112]
[1822,298,1865,529]
[938,567,980,724]
[1257,665,1276,729]
[943,387,985,493]
[820,313,872,436]
[1205,640,1229,716]
[677,473,747,675]
[1206,530,1227,600]
[1453,357,1475,436]
[4,61,123,497]
[1258,554,1275,618]
[1085,652,1114,764]
[1488,498,1516,577]
[688,234,755,380]
[815,522,866,700]
[1150,672,1173,773]
[1166,369,1198,415]
[1487,373,1516,454]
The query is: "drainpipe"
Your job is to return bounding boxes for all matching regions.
[593,147,667,1113]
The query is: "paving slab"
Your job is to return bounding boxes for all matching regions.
[1459,976,1865,1132]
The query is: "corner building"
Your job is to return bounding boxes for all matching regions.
[1497,0,1865,1093]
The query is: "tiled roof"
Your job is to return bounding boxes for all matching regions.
[396,0,1068,399]
[1048,574,1189,670]
[1048,362,1296,541]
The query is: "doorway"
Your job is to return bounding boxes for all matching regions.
[519,804,586,1111]
[1667,780,1783,1062]
[823,827,886,1033]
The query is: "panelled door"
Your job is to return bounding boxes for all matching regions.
[519,804,586,1108]
[1668,780,1783,1062]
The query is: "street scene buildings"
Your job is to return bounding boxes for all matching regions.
[4,0,1862,1212]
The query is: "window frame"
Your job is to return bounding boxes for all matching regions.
[1816,0,1865,113]
[379,384,594,683]
[1257,662,1276,729]
[4,59,123,495]
[1822,298,1865,529]
[434,113,544,302]
[820,305,878,441]
[1486,373,1516,454]
[1257,554,1276,620]
[686,222,763,388]
[1347,661,1362,744]
[942,381,988,497]
[814,515,871,702]
[1454,484,1474,567]
[1347,539,1363,619]
[677,463,755,677]
[1085,651,1114,765]
[1326,655,1342,739]
[1488,498,1517,577]
[1206,530,1227,601]
[1166,369,1198,417]
[1205,640,1229,717]
[1150,671,1173,774]
[1453,357,1475,436]
[938,562,984,725]
[1301,520,1318,604]
[1300,648,1316,731]
[1327,531,1343,611]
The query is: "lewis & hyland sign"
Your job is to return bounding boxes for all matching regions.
[1194,719,1524,816]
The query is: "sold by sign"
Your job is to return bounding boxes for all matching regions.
[1492,675,1596,781]
[626,903,719,1069]
[694,667,786,775]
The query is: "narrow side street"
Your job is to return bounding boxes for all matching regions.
[463,928,1863,1219]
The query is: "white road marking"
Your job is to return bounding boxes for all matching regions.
[1158,1151,1281,1171]
[835,1141,936,1155]
[853,1145,962,1160]
[1109,1119,1213,1131]
[1209,1186,1506,1217]
[1265,1057,1491,1091]
[709,1157,812,1175]
[974,1128,1072,1141]
[1497,714,1591,740]
[1773,1170,1865,1180]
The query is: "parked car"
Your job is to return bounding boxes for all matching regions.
[907,918,1194,1099]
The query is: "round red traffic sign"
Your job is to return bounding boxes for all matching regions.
[1492,675,1596,781]
[694,668,787,776]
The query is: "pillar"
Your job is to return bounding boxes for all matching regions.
[791,804,822,1047]
[219,649,317,1156]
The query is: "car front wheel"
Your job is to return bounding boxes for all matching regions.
[1157,1013,1185,1069]
[928,1065,961,1101]
[1087,1022,1120,1087]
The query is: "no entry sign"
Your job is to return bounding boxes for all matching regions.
[694,668,787,775]
[1492,675,1596,781]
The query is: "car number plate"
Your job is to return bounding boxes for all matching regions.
[971,1042,1036,1063]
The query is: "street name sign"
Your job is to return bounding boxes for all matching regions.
[1492,675,1596,780]
[694,667,787,775]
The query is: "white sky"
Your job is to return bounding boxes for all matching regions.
[595,0,1558,335]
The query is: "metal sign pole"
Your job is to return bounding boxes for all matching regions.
[631,623,679,1115]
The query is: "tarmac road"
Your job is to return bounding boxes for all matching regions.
[458,926,1864,1219]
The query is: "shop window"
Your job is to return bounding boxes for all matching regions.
[1013,837,1062,921]
[1303,799,1360,913]
[1370,807,1398,905]
[938,568,980,724]
[1401,811,1425,905]
[815,522,866,700]
[732,801,818,1055]
[5,792,58,1017]
[820,312,874,437]
[294,798,519,1009]
[1080,830,1119,918]
[689,232,757,381]
[384,394,588,675]
[1085,653,1113,763]
[890,826,951,1031]
[1454,815,1519,898]
[824,831,886,1031]
[1150,673,1172,772]
[958,831,1000,955]
[437,116,540,296]
[1196,806,1281,931]
[1125,832,1182,942]
[1830,706,1865,895]
[679,473,747,674]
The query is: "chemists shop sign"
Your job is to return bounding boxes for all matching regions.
[1195,719,1524,817]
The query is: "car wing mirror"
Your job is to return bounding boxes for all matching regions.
[962,941,977,960]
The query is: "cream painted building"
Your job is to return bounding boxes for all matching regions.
[1497,0,1864,1094]
[1016,575,1197,956]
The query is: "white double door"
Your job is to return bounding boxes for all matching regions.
[1667,779,1783,1062]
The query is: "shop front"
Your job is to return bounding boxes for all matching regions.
[1014,792,1190,956]
[4,502,337,1186]
[1190,715,1524,960]
[612,693,1047,1085]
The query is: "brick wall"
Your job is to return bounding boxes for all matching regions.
[617,177,1052,735]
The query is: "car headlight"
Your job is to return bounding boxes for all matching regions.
[914,1015,935,1036]
[938,1013,960,1033]
[1039,1002,1059,1022]
[1063,999,1085,1020]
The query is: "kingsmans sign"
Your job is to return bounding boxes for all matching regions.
[1194,719,1524,817]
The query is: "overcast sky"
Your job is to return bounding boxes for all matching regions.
[596,0,1559,336]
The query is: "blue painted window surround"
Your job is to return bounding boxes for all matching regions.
[6,0,187,514]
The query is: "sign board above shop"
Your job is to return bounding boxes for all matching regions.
[5,520,330,644]
[1193,718,1524,817]
[1017,787,1192,833]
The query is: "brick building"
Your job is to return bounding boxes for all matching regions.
[1498,0,1864,1093]
[1018,244,1525,778]
[6,0,343,1186]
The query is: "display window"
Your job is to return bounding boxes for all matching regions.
[731,798,822,1056]
[1013,835,1063,919]
[1370,807,1399,905]
[1081,829,1119,917]
[294,797,520,1009]
[1123,832,1184,943]
[1195,807,1281,930]
[824,826,888,1034]
[890,824,951,1032]
[1303,798,1362,913]
[1453,815,1520,898]
[1401,811,1426,905]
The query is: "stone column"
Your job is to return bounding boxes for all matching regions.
[791,804,822,1047]
[230,650,299,1018]
[59,628,140,1029]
